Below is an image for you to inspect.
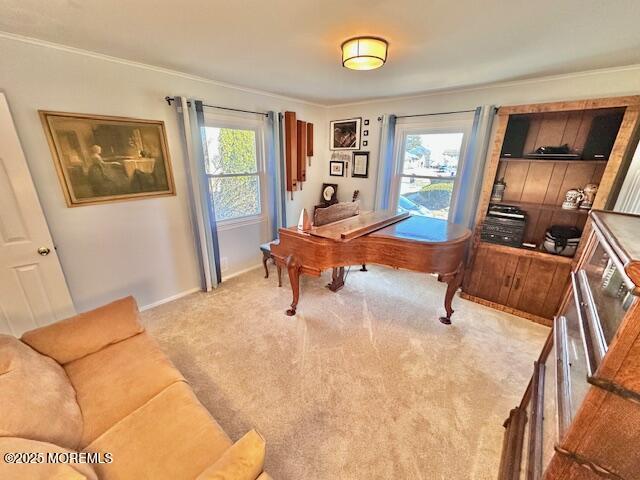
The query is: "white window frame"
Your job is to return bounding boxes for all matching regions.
[390,114,474,222]
[203,112,267,230]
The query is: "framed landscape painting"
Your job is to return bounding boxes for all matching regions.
[330,118,361,150]
[40,111,176,207]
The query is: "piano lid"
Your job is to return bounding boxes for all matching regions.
[308,211,410,242]
[371,215,471,244]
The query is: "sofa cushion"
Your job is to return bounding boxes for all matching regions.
[0,335,82,449]
[0,437,98,480]
[85,381,232,480]
[22,296,144,365]
[196,429,265,480]
[64,332,184,446]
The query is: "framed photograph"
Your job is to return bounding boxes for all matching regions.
[330,118,361,150]
[352,152,369,178]
[39,111,175,207]
[329,160,344,177]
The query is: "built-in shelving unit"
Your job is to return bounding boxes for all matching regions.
[462,96,640,326]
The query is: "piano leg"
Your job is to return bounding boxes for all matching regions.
[327,267,345,292]
[438,262,464,325]
[285,255,301,316]
[262,252,270,279]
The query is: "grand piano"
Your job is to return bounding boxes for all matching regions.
[270,211,471,324]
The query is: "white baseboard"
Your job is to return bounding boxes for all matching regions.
[140,287,202,311]
[222,263,262,281]
[140,264,262,311]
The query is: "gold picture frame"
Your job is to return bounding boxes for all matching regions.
[39,111,176,207]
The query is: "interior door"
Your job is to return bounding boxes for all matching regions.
[0,93,74,336]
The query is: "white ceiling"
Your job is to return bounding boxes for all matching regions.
[1,0,639,105]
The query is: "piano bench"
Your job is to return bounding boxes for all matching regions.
[259,241,282,287]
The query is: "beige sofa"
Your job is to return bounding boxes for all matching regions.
[0,296,271,480]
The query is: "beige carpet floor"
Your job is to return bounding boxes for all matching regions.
[142,265,549,480]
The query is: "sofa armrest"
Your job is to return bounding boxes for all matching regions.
[21,296,144,364]
[196,429,266,480]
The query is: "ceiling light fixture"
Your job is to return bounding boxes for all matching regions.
[341,36,388,71]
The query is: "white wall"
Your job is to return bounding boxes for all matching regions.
[2,33,639,313]
[325,66,640,211]
[0,36,327,312]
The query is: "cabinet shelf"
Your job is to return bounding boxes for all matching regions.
[479,241,574,264]
[500,157,608,165]
[491,200,590,216]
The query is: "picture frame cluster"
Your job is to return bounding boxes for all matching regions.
[329,117,370,178]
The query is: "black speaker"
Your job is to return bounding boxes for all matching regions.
[582,112,624,160]
[501,116,530,158]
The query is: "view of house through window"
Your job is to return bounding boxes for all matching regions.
[397,132,464,220]
[203,126,262,221]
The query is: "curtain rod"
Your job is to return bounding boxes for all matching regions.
[395,109,477,119]
[165,96,268,117]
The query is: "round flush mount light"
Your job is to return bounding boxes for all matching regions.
[341,36,388,71]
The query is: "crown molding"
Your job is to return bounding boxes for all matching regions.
[327,63,640,109]
[2,30,639,110]
[0,30,326,108]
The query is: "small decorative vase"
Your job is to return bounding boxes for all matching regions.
[580,183,599,210]
[561,188,584,210]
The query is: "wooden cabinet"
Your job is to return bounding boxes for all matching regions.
[465,243,572,324]
[498,210,640,480]
[463,96,640,325]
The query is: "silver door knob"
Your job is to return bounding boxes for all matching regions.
[37,247,51,256]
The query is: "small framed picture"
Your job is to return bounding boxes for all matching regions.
[320,183,338,205]
[329,160,344,176]
[363,140,368,147]
[352,152,369,178]
[330,118,361,150]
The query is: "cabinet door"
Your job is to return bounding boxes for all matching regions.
[516,258,556,315]
[514,259,571,318]
[466,245,517,303]
[507,257,532,309]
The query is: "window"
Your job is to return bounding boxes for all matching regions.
[394,129,467,220]
[203,125,263,222]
